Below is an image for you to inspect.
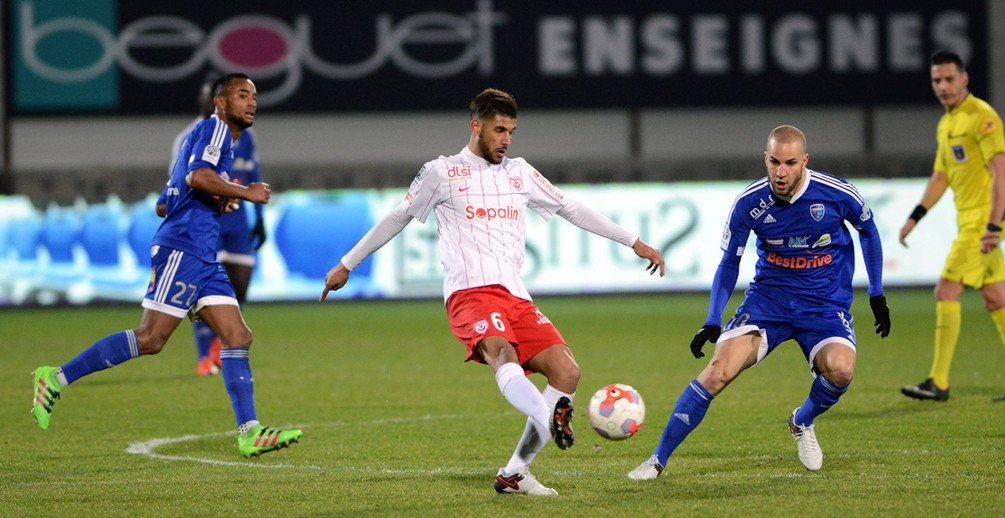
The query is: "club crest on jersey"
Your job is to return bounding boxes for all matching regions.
[474,320,489,334]
[951,144,967,163]
[509,176,523,192]
[810,203,825,221]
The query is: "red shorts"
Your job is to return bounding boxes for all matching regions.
[446,285,566,368]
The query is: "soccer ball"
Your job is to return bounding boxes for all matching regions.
[587,383,645,440]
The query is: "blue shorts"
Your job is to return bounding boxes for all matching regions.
[141,246,238,319]
[216,212,255,266]
[718,292,856,372]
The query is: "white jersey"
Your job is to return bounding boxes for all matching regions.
[404,146,568,302]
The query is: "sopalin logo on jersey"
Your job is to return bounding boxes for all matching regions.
[465,205,520,222]
[12,0,504,110]
[13,0,119,110]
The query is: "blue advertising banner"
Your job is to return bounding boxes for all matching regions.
[5,0,988,113]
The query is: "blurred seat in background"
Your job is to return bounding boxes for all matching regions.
[272,192,376,298]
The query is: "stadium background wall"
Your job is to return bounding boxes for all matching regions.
[0,2,1001,305]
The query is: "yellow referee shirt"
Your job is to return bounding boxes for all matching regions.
[934,93,1005,213]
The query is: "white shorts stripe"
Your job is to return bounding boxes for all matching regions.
[154,250,184,303]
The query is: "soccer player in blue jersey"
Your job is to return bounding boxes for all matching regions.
[629,125,891,479]
[158,79,267,376]
[31,73,302,458]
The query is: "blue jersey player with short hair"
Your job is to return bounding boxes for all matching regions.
[32,73,301,458]
[629,125,891,480]
[159,79,266,376]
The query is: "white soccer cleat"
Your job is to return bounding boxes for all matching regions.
[788,407,823,471]
[494,468,559,496]
[627,453,664,480]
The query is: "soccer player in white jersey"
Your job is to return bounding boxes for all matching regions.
[32,74,301,458]
[629,125,891,480]
[320,88,665,496]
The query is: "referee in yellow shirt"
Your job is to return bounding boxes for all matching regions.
[899,51,1005,402]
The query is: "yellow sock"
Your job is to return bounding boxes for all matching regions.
[989,306,1005,352]
[929,300,961,389]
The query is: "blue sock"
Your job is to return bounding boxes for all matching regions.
[652,380,714,466]
[221,347,257,427]
[794,375,849,426]
[61,330,140,385]
[193,321,215,360]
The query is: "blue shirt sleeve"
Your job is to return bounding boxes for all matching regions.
[855,206,884,297]
[706,250,741,326]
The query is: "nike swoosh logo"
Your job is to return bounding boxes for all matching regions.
[459,186,471,191]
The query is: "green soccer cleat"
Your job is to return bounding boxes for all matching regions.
[238,425,303,458]
[32,366,63,431]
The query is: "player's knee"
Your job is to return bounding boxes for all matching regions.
[551,362,581,391]
[222,328,253,349]
[823,362,854,387]
[134,328,170,355]
[700,361,735,393]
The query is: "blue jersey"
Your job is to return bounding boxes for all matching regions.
[152,115,235,263]
[220,127,261,237]
[165,120,262,241]
[715,169,883,316]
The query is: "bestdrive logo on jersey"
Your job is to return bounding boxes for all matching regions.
[465,205,520,222]
[764,251,833,269]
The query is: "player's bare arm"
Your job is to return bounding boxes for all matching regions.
[981,153,1005,253]
[633,239,665,277]
[900,170,948,247]
[187,168,271,204]
[319,262,350,302]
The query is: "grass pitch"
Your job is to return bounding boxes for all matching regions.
[2,289,1003,516]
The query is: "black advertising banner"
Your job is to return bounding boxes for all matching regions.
[7,0,988,113]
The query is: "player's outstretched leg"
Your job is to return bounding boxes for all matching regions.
[551,396,575,450]
[628,380,713,480]
[31,366,63,431]
[238,424,304,458]
[494,468,558,496]
[788,407,822,471]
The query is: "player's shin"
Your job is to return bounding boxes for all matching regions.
[221,347,258,430]
[495,362,551,438]
[652,380,714,466]
[794,375,848,426]
[61,330,140,385]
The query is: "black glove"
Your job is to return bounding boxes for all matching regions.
[252,219,267,251]
[689,324,721,359]
[870,294,891,338]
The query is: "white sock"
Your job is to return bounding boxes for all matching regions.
[495,363,552,441]
[238,420,260,436]
[503,385,575,475]
[56,367,69,388]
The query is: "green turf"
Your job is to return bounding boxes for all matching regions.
[2,289,1003,516]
